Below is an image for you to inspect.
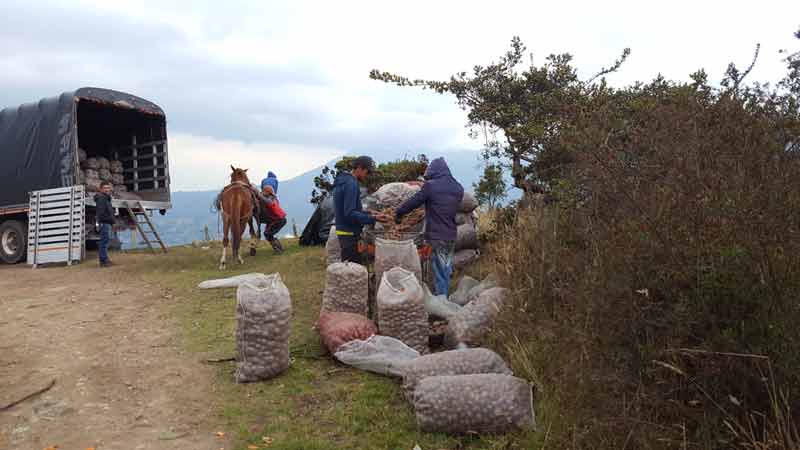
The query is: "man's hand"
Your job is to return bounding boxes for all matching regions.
[374,213,391,223]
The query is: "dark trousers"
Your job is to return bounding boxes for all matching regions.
[98,223,112,263]
[338,235,362,264]
[263,217,287,241]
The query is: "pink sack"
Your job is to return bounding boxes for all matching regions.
[316,311,377,354]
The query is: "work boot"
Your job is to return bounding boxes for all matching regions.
[270,239,284,254]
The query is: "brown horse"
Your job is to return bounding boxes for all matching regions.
[219,166,259,270]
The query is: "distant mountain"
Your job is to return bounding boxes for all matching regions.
[145,150,487,247]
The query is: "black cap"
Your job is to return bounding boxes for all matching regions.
[352,156,376,173]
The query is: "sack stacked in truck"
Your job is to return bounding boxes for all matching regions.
[110,160,124,174]
[325,226,341,265]
[446,287,508,348]
[374,237,422,286]
[412,374,535,434]
[316,311,377,354]
[398,348,512,398]
[77,148,88,163]
[234,274,292,383]
[377,267,428,354]
[321,262,368,316]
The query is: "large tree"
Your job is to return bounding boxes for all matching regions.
[473,163,506,209]
[370,37,629,194]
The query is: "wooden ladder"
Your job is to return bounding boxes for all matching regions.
[125,201,167,253]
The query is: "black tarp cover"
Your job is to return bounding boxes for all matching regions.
[0,87,164,208]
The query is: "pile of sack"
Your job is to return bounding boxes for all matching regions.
[76,148,128,195]
[454,192,480,270]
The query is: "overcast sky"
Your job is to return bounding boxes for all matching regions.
[1,0,798,190]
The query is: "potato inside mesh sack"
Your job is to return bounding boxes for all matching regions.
[455,222,479,251]
[448,276,480,306]
[316,311,377,354]
[325,226,341,265]
[111,173,125,185]
[377,267,429,354]
[459,191,479,214]
[82,157,99,169]
[99,168,113,182]
[234,275,292,383]
[334,335,420,377]
[412,373,535,434]
[374,182,421,209]
[110,159,124,173]
[398,348,512,398]
[422,283,462,320]
[374,237,422,285]
[321,262,368,316]
[97,156,111,170]
[445,287,509,348]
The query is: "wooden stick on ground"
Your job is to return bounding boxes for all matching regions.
[0,379,56,412]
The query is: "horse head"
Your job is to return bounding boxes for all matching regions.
[230,165,250,184]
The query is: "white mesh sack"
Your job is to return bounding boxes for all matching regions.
[234,275,292,383]
[374,182,420,209]
[412,373,535,434]
[321,262,369,316]
[374,237,422,286]
[445,287,509,348]
[325,226,341,265]
[334,335,420,377]
[197,273,273,289]
[377,267,428,354]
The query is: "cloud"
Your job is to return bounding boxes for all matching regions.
[2,0,799,192]
[168,133,343,191]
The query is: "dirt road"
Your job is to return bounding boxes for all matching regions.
[0,255,225,450]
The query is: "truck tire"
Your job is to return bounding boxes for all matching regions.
[0,220,27,264]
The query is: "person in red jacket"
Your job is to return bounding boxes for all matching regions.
[259,185,287,253]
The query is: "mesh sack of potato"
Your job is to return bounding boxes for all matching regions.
[113,185,128,195]
[445,287,508,348]
[83,157,99,170]
[412,373,535,434]
[110,160,124,174]
[455,222,478,251]
[316,311,377,354]
[321,262,368,316]
[374,237,422,286]
[85,177,102,192]
[111,173,125,185]
[374,182,420,209]
[234,274,292,383]
[97,156,110,170]
[453,249,479,271]
[459,191,478,213]
[398,348,512,398]
[99,168,113,181]
[377,267,428,354]
[325,226,341,265]
[77,148,88,163]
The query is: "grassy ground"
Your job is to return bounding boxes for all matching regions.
[123,240,538,450]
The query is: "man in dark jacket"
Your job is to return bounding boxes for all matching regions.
[333,156,388,263]
[395,157,464,296]
[94,181,115,267]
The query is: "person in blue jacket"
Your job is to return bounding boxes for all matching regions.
[395,157,464,296]
[333,156,389,263]
[260,171,279,194]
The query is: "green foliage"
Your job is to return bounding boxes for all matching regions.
[473,163,506,209]
[488,30,800,450]
[370,37,629,194]
[310,154,428,204]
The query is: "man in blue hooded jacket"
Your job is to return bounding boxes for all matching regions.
[395,157,464,297]
[260,171,279,194]
[333,156,389,263]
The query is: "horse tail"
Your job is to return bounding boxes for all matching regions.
[231,199,242,254]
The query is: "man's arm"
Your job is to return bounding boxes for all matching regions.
[343,183,375,225]
[395,184,429,220]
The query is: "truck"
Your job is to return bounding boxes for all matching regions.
[0,87,172,264]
